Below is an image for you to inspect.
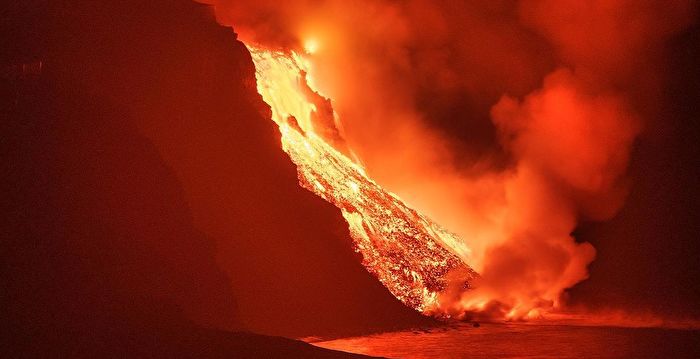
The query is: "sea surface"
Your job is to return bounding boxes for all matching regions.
[312,323,700,358]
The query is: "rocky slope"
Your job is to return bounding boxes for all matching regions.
[1,0,429,356]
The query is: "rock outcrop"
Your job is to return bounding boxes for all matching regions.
[1,3,429,355]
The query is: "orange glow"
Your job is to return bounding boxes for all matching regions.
[303,38,320,54]
[200,0,698,326]
[243,41,607,321]
[245,42,477,314]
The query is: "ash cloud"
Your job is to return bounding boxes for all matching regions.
[202,0,697,318]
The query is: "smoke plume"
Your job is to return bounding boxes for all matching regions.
[201,0,697,318]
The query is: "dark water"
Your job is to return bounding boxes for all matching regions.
[313,323,700,358]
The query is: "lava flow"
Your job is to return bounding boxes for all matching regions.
[245,43,478,314]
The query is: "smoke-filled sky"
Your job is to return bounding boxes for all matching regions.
[202,0,699,320]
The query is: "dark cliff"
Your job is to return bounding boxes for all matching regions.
[1,1,427,355]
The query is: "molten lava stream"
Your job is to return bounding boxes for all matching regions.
[245,43,478,315]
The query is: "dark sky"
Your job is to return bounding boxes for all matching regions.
[567,23,700,318]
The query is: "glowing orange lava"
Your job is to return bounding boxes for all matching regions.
[245,43,478,314]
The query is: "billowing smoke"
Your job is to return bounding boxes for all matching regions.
[201,0,696,318]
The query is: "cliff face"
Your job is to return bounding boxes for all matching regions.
[1,0,427,346]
